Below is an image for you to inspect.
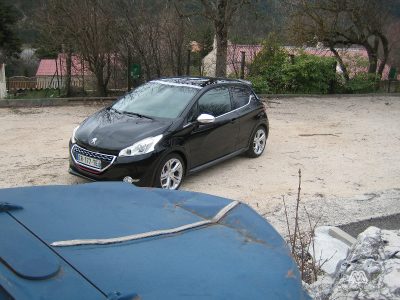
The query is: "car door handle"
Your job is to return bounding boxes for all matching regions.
[230,118,237,124]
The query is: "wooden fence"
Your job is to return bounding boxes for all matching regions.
[7,76,400,93]
[7,77,37,91]
[380,80,400,93]
[7,74,127,92]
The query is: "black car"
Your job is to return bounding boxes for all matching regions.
[69,77,269,189]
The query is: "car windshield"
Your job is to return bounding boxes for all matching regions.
[112,81,199,119]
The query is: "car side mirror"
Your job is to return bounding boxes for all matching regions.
[197,113,215,124]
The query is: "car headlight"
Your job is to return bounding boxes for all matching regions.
[119,135,163,157]
[71,126,79,143]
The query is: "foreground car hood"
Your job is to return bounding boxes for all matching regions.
[0,183,309,300]
[76,109,173,150]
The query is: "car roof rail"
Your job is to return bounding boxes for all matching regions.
[236,79,252,86]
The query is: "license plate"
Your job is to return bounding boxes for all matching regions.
[77,154,102,169]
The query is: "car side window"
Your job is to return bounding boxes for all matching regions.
[198,87,232,117]
[230,86,251,109]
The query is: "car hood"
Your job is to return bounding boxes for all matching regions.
[0,183,310,300]
[76,109,173,151]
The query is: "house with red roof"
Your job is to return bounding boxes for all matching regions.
[36,54,94,90]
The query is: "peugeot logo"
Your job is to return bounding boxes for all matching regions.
[90,137,98,145]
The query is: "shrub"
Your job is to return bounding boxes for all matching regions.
[248,41,288,94]
[281,54,337,94]
[248,75,271,94]
[248,42,338,94]
[344,73,379,93]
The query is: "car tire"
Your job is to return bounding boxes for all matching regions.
[154,153,185,190]
[246,126,268,158]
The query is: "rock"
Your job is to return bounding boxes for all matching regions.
[304,276,334,300]
[329,226,400,299]
[309,226,352,275]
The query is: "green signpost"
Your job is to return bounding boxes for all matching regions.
[130,64,141,79]
[388,67,397,93]
[388,67,397,81]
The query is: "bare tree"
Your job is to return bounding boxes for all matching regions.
[200,0,256,77]
[39,0,120,96]
[37,0,73,95]
[175,0,253,77]
[0,2,21,62]
[116,0,189,80]
[68,0,119,96]
[116,0,153,81]
[163,8,188,76]
[287,0,394,80]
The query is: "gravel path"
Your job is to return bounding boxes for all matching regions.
[0,96,399,235]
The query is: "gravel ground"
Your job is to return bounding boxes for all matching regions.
[0,96,399,235]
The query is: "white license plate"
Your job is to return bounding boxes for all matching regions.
[77,154,102,169]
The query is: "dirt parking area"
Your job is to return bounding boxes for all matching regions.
[0,96,399,234]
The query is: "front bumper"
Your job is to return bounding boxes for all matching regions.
[69,142,164,187]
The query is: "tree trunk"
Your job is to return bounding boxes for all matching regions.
[104,54,111,89]
[95,70,108,97]
[366,47,378,74]
[329,46,349,82]
[365,37,379,74]
[143,60,151,81]
[135,45,152,81]
[215,22,228,77]
[65,50,73,97]
[166,33,176,75]
[96,81,108,97]
[177,52,183,76]
[377,34,389,79]
[127,49,132,91]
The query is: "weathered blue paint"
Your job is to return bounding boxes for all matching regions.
[0,214,60,280]
[0,202,22,212]
[0,182,310,299]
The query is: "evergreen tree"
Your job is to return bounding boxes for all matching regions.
[0,2,21,59]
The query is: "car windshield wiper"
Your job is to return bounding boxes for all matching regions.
[110,107,122,114]
[122,111,153,120]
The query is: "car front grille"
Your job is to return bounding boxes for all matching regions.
[71,144,116,173]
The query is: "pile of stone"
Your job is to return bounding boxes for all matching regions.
[306,226,400,299]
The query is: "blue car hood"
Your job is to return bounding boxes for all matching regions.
[0,182,309,300]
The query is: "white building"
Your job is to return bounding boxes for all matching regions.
[0,64,6,99]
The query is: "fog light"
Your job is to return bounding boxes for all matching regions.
[123,176,134,184]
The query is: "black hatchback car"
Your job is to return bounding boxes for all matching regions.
[69,77,269,189]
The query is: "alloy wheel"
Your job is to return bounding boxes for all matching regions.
[253,128,266,155]
[160,158,183,190]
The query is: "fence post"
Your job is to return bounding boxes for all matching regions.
[55,58,60,95]
[240,51,246,79]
